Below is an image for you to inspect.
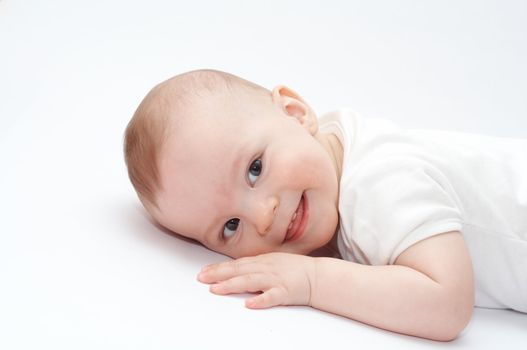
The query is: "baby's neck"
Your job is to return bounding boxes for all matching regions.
[317,131,343,183]
[309,232,341,258]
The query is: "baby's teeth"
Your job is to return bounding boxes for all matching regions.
[288,210,298,232]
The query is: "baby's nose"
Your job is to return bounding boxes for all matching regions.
[254,195,279,236]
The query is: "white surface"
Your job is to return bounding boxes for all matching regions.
[1,0,526,348]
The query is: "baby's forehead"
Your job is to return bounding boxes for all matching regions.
[166,100,259,143]
[158,97,270,182]
[157,84,276,176]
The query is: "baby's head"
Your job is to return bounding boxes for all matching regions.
[124,69,341,258]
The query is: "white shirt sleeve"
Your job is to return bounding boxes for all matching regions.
[345,156,463,265]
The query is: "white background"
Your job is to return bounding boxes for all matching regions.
[1,0,526,349]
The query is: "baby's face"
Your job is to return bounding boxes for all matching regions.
[154,90,340,258]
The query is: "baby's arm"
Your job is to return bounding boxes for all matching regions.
[198,231,474,342]
[312,231,474,341]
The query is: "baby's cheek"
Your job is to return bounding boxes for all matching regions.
[274,150,310,185]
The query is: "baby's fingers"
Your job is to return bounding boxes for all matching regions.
[198,258,257,283]
[246,287,286,309]
[210,273,269,295]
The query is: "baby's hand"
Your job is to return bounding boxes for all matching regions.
[197,252,316,309]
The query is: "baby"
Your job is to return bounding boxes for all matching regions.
[124,69,527,341]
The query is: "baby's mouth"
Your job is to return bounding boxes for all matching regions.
[284,192,307,243]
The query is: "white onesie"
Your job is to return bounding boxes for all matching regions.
[319,109,527,313]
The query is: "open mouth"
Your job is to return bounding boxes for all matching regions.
[284,192,309,243]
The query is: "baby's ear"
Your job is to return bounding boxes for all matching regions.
[272,85,318,135]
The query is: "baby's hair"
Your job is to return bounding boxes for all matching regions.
[123,69,269,212]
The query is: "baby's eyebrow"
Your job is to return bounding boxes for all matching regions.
[230,154,243,181]
[201,199,230,246]
[202,231,215,247]
[229,139,252,181]
[201,218,219,247]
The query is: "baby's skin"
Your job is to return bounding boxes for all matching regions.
[127,70,474,341]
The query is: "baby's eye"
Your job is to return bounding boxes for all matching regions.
[223,218,240,239]
[248,158,262,185]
